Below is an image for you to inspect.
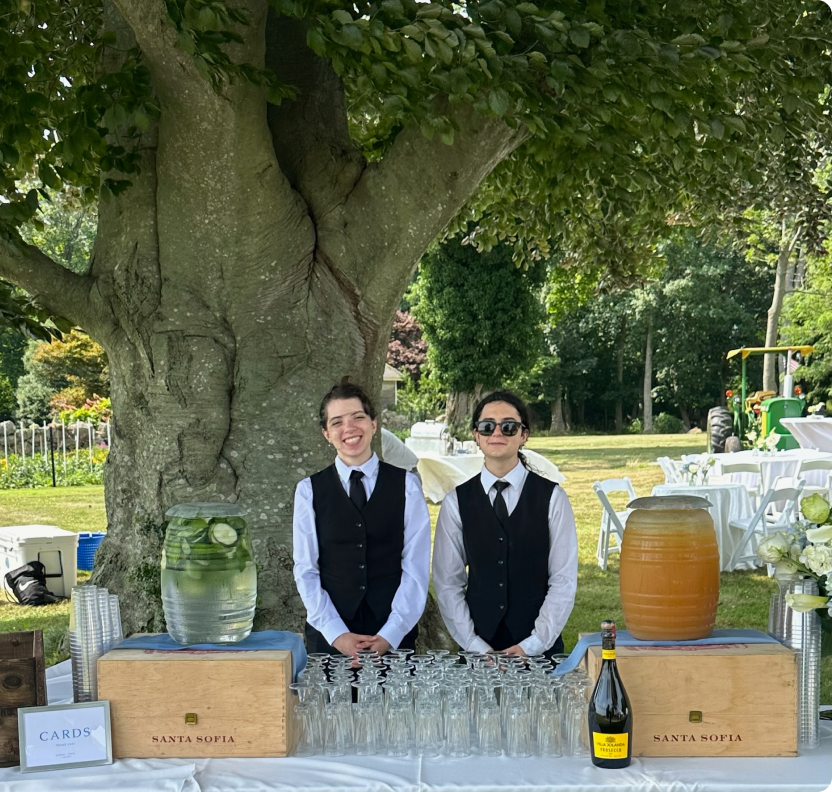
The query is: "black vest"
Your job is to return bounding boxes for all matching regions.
[310,461,406,627]
[458,471,555,643]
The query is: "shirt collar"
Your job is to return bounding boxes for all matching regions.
[480,458,526,494]
[335,452,379,485]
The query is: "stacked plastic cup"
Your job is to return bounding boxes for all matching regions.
[110,594,124,644]
[69,585,123,703]
[783,579,821,750]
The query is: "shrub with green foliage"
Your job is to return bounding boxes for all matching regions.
[0,374,15,421]
[653,412,685,434]
[627,418,644,434]
[15,370,54,423]
[394,363,446,421]
[58,395,111,426]
[0,448,106,489]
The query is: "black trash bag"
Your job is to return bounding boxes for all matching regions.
[4,561,60,606]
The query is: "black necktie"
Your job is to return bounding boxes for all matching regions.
[493,480,510,525]
[349,469,367,511]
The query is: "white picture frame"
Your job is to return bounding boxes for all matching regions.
[17,700,113,773]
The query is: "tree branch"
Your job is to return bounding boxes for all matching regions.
[265,14,365,219]
[0,235,98,330]
[318,104,529,315]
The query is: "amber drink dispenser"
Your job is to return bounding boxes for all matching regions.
[619,496,720,640]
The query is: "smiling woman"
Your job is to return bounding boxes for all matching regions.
[292,381,432,664]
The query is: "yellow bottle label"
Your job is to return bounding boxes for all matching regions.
[602,649,616,660]
[593,732,629,759]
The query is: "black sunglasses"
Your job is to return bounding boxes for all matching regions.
[474,419,526,437]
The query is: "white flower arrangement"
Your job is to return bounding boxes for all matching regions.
[757,494,832,617]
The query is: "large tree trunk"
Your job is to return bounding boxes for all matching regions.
[614,317,626,433]
[0,3,528,637]
[643,321,653,433]
[549,397,566,435]
[446,387,484,435]
[763,222,803,393]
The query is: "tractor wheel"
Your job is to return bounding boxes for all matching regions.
[707,407,733,454]
[724,435,742,453]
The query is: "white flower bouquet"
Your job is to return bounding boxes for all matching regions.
[757,494,832,618]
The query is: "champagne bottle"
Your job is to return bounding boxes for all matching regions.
[588,619,632,768]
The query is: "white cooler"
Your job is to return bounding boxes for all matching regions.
[0,525,78,598]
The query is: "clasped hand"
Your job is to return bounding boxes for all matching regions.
[332,632,392,664]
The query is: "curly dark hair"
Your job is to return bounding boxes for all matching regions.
[319,379,377,428]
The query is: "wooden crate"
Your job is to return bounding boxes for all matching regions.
[584,641,797,757]
[97,648,294,758]
[0,631,46,767]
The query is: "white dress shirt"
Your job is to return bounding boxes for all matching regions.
[433,459,578,656]
[293,452,431,648]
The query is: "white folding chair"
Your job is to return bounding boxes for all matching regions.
[657,457,682,484]
[727,489,775,571]
[795,459,832,507]
[767,476,806,527]
[728,480,804,572]
[593,478,636,571]
[719,461,762,507]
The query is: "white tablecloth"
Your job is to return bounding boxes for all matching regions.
[416,451,564,503]
[4,662,829,792]
[651,484,755,571]
[712,449,832,491]
[779,418,832,453]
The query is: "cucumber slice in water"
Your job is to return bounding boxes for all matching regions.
[210,522,239,546]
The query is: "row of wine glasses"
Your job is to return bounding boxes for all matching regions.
[290,648,592,758]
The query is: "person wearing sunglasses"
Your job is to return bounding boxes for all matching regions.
[433,390,578,658]
[292,381,431,662]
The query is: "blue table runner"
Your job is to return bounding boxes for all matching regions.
[114,630,307,680]
[554,628,778,675]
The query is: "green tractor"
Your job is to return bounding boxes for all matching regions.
[707,345,813,453]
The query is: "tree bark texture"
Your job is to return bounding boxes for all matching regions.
[0,2,528,637]
[614,318,626,433]
[549,398,566,435]
[446,387,484,434]
[763,223,802,394]
[643,321,653,433]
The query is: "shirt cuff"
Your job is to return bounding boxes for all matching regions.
[469,636,493,654]
[377,621,406,650]
[320,617,350,646]
[519,635,546,657]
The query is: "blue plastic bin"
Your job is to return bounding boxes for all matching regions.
[77,532,106,571]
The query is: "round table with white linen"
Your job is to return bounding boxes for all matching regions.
[651,483,755,571]
[416,449,565,503]
[779,417,832,453]
[711,448,832,491]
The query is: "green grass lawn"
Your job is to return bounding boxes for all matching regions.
[0,436,828,703]
[0,485,107,533]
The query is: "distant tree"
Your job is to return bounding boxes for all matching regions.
[410,237,544,429]
[651,232,773,425]
[0,374,14,422]
[387,311,427,383]
[780,244,832,405]
[19,188,96,275]
[14,331,109,422]
[529,231,774,432]
[0,326,26,389]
